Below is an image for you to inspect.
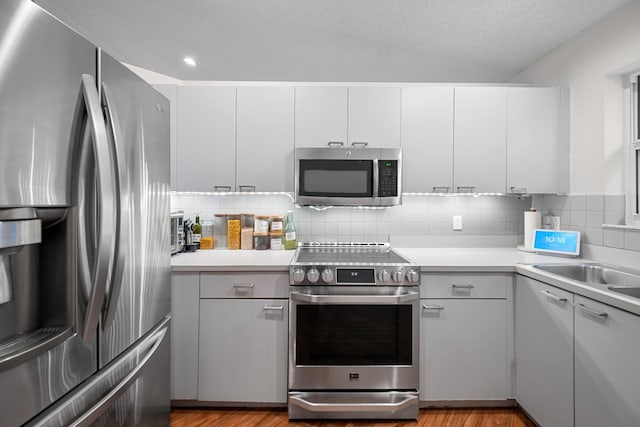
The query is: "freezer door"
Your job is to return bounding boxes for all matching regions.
[25,316,170,427]
[98,51,171,367]
[0,0,96,207]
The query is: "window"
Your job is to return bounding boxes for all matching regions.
[626,72,640,225]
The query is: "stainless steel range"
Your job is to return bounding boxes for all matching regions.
[288,242,420,420]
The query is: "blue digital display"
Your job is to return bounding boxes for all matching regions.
[533,230,580,255]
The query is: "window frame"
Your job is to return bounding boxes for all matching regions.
[625,72,640,225]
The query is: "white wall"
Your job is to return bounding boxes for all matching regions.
[511,1,640,195]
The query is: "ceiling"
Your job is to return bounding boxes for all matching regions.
[35,0,631,83]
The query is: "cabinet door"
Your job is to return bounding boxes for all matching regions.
[295,86,347,148]
[153,84,178,190]
[574,295,640,427]
[515,276,573,427]
[348,87,401,148]
[170,273,200,400]
[507,88,560,194]
[420,299,507,400]
[176,86,236,192]
[198,299,288,403]
[237,87,295,191]
[453,87,507,193]
[401,87,454,192]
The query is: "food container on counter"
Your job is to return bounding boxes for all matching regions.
[270,215,284,233]
[214,214,228,249]
[227,215,241,250]
[254,215,270,234]
[269,232,284,250]
[200,221,214,249]
[254,233,270,250]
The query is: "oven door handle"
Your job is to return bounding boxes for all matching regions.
[289,393,419,413]
[290,291,419,304]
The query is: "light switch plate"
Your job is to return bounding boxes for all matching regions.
[453,215,463,231]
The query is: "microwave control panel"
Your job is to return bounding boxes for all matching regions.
[378,160,398,197]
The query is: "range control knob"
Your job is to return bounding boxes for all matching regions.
[321,268,334,283]
[292,268,306,284]
[377,269,390,283]
[405,270,419,284]
[392,270,404,283]
[307,268,320,284]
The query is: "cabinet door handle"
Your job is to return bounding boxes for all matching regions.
[456,186,476,193]
[422,304,445,310]
[238,185,256,192]
[351,141,368,148]
[541,289,568,303]
[432,186,451,193]
[233,283,255,289]
[263,305,284,311]
[510,186,528,194]
[327,141,344,147]
[214,185,232,192]
[452,284,475,289]
[576,303,608,319]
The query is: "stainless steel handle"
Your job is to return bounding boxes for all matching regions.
[77,74,117,344]
[289,393,418,413]
[576,303,608,319]
[452,283,475,289]
[351,142,369,148]
[233,283,255,289]
[0,327,73,374]
[456,186,476,193]
[214,185,232,192]
[327,141,344,147]
[238,185,256,192]
[290,291,419,304]
[541,289,568,303]
[432,186,451,193]
[510,186,528,194]
[100,83,125,332]
[263,305,284,311]
[422,304,445,310]
[372,159,380,199]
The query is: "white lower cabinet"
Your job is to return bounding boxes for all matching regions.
[420,273,508,401]
[574,295,640,427]
[198,298,288,403]
[515,276,573,427]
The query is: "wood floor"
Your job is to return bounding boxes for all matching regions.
[171,407,536,427]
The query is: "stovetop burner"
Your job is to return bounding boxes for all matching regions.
[294,242,410,265]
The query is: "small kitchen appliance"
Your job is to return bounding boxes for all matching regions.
[288,242,420,420]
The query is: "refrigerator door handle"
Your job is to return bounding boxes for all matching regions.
[100,83,125,331]
[77,74,118,344]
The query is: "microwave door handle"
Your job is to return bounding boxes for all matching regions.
[100,83,125,332]
[76,74,118,344]
[372,159,379,199]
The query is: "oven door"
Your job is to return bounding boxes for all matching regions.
[288,286,419,391]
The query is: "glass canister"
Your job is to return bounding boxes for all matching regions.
[254,233,270,250]
[241,214,254,250]
[269,232,284,250]
[214,214,228,249]
[227,215,241,250]
[200,221,214,249]
[254,215,270,234]
[270,215,284,233]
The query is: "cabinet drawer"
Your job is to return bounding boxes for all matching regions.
[420,273,510,299]
[200,272,289,298]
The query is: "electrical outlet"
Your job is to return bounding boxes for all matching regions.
[453,215,463,231]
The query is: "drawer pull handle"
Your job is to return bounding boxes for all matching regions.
[233,283,255,289]
[422,304,445,310]
[452,284,474,289]
[541,290,568,303]
[263,305,284,311]
[576,303,608,319]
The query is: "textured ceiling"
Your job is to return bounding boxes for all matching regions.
[35,0,631,82]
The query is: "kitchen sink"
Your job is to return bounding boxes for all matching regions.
[532,263,640,288]
[608,286,640,298]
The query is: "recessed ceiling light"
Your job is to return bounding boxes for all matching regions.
[183,57,196,67]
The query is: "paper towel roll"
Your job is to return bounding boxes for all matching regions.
[524,210,542,250]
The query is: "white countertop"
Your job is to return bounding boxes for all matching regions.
[171,249,295,271]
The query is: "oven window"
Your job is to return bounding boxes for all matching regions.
[295,304,412,365]
[299,160,373,197]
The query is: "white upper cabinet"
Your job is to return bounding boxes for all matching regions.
[236,86,295,192]
[176,86,236,192]
[401,86,454,193]
[153,84,178,190]
[506,87,561,194]
[348,87,402,148]
[454,87,507,193]
[294,87,347,148]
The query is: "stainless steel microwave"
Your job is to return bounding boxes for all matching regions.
[170,210,185,255]
[295,147,402,206]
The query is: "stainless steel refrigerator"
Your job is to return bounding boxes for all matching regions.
[0,0,171,425]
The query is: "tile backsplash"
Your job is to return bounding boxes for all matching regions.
[172,193,530,244]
